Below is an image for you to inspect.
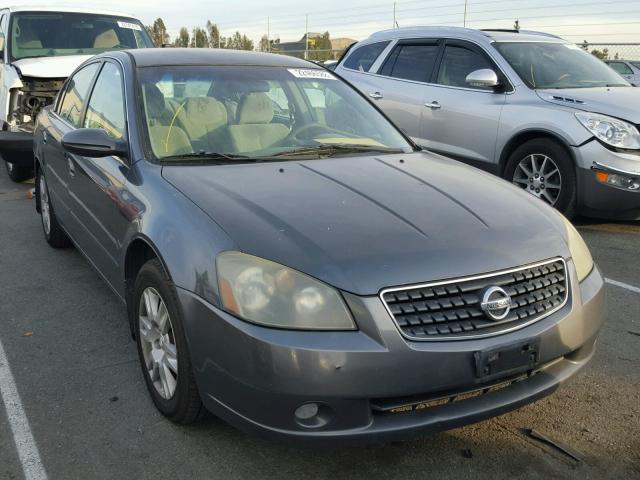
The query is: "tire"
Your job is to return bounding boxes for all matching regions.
[503,138,576,218]
[5,160,33,183]
[36,166,71,248]
[133,258,206,424]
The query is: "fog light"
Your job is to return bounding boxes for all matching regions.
[595,171,640,191]
[294,402,331,429]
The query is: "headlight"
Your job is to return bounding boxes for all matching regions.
[575,112,640,149]
[560,215,594,282]
[216,252,356,330]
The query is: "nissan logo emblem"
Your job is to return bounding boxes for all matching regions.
[480,286,512,321]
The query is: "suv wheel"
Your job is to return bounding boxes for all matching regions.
[36,167,71,248]
[504,138,576,218]
[5,160,33,183]
[133,258,207,424]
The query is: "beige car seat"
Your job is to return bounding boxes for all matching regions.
[228,92,289,153]
[176,97,228,150]
[94,29,120,49]
[143,84,192,157]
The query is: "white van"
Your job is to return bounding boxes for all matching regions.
[0,6,154,181]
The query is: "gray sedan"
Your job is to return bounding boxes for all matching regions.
[33,49,604,443]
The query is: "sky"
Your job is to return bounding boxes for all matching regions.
[3,0,640,46]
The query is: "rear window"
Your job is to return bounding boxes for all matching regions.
[343,41,390,72]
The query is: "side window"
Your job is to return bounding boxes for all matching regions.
[84,63,126,139]
[57,63,100,127]
[436,45,493,89]
[381,44,439,82]
[343,41,390,72]
[608,62,633,75]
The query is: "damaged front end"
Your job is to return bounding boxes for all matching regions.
[7,76,65,133]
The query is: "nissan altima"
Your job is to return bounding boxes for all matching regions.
[33,49,604,443]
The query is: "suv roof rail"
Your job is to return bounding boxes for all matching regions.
[481,28,564,40]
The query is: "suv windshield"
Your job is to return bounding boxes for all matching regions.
[9,12,154,61]
[494,42,630,89]
[138,65,414,162]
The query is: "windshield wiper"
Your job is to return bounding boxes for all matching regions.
[269,144,406,158]
[162,151,254,163]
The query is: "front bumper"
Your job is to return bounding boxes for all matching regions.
[573,140,640,220]
[178,262,604,444]
[0,131,34,167]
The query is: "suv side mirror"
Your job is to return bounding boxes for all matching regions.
[0,34,5,61]
[62,129,128,158]
[465,69,500,89]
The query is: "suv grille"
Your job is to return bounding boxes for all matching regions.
[381,259,568,340]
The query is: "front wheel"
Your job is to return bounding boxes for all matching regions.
[5,160,33,183]
[36,167,70,248]
[504,138,576,218]
[133,259,206,424]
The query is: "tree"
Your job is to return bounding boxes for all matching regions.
[174,27,190,47]
[206,20,224,48]
[259,34,269,52]
[148,18,169,47]
[224,31,254,51]
[590,48,609,60]
[190,27,208,48]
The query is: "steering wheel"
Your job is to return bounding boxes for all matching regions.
[291,123,344,144]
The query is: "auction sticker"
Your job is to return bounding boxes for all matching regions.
[288,69,336,80]
[118,21,142,31]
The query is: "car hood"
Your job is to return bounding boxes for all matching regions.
[536,87,640,123]
[13,55,94,79]
[162,153,569,296]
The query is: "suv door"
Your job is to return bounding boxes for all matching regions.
[341,40,442,145]
[67,60,132,289]
[423,40,508,170]
[43,62,101,228]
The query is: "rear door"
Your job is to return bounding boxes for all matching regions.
[422,40,507,170]
[67,60,132,289]
[42,62,101,227]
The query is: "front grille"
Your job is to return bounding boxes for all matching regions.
[381,258,569,340]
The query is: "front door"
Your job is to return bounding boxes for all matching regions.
[421,40,507,170]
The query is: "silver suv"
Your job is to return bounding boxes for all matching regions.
[336,27,640,219]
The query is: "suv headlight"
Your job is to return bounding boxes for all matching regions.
[216,252,356,330]
[575,112,640,149]
[560,216,594,282]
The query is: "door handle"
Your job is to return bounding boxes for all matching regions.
[424,101,441,109]
[66,154,76,177]
[368,91,383,100]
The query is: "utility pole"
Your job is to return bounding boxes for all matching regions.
[267,16,270,52]
[463,0,468,27]
[393,2,396,29]
[305,14,309,60]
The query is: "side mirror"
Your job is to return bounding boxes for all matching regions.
[0,34,5,61]
[62,129,128,158]
[465,69,500,89]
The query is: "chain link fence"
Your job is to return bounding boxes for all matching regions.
[579,43,640,60]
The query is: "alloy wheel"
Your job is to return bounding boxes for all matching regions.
[39,173,51,235]
[138,287,178,400]
[512,154,562,206]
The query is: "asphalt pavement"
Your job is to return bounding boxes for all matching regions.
[1,171,639,480]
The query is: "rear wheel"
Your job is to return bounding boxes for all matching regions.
[5,160,33,183]
[36,166,71,248]
[504,138,576,218]
[133,259,206,424]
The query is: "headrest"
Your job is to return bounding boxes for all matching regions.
[94,29,119,48]
[144,84,166,119]
[183,97,228,128]
[236,92,274,125]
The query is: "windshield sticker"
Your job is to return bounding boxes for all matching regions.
[117,21,142,31]
[288,69,336,80]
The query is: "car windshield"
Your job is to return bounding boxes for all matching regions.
[493,42,630,89]
[9,12,154,61]
[138,65,414,162]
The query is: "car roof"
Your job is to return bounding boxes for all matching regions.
[2,5,136,18]
[364,26,566,44]
[124,48,319,69]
